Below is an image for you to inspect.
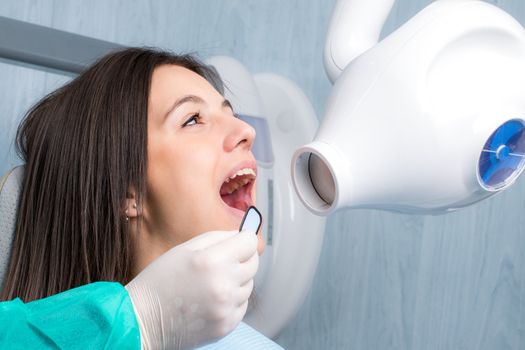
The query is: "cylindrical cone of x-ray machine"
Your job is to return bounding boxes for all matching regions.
[292,0,525,216]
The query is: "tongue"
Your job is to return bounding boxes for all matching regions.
[221,185,251,212]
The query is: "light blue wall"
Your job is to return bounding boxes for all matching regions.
[1,1,525,349]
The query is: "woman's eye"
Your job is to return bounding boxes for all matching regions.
[182,114,200,127]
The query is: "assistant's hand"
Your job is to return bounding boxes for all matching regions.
[125,230,259,350]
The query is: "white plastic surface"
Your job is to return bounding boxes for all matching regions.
[324,0,395,82]
[293,0,525,215]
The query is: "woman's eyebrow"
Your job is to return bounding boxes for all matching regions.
[164,96,233,119]
[165,95,204,119]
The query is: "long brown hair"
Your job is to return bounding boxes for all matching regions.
[1,48,223,302]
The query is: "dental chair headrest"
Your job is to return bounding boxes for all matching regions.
[0,166,24,289]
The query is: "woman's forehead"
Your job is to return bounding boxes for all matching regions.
[149,65,221,115]
[151,65,210,93]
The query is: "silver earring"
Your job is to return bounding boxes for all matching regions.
[125,208,129,222]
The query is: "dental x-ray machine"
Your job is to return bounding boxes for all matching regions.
[293,0,525,216]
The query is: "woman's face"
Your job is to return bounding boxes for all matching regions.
[142,64,264,257]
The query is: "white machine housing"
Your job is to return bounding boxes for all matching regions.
[292,0,525,216]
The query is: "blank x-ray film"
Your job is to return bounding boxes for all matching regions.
[239,206,262,234]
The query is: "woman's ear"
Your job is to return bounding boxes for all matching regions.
[125,189,139,219]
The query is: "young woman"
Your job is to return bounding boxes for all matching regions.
[2,47,264,301]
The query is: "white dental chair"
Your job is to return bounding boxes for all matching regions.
[0,166,24,290]
[0,166,24,289]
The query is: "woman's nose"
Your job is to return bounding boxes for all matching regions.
[223,115,256,152]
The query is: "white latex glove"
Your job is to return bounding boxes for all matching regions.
[125,230,259,350]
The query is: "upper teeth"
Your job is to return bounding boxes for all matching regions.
[224,168,256,183]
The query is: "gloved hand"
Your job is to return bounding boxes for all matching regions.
[125,230,259,350]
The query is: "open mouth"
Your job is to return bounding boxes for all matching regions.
[220,168,256,214]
